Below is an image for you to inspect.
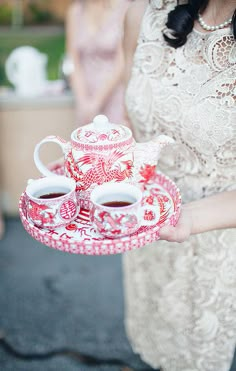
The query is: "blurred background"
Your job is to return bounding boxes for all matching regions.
[0,0,69,82]
[0,0,75,218]
[0,2,236,371]
[0,1,155,370]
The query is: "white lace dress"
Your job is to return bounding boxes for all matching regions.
[123,1,236,371]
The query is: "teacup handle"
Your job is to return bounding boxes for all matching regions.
[34,135,69,177]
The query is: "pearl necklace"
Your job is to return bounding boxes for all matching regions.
[198,13,232,31]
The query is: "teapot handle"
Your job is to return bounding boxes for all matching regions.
[34,136,69,177]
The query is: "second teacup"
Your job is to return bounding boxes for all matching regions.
[90,182,160,238]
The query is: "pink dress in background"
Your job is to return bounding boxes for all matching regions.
[74,0,130,126]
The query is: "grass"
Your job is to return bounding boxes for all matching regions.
[0,28,65,86]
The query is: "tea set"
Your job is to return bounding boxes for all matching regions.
[34,115,174,205]
[21,115,181,247]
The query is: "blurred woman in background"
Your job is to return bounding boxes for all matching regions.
[66,0,130,126]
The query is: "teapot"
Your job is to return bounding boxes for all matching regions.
[34,115,174,208]
[5,46,47,97]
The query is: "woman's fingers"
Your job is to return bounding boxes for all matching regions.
[159,224,190,243]
[159,208,193,243]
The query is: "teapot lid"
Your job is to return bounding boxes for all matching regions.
[75,115,133,148]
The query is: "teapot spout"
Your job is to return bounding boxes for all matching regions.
[134,135,175,186]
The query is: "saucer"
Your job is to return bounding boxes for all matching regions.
[19,167,181,255]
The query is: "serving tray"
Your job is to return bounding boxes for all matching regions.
[19,167,181,255]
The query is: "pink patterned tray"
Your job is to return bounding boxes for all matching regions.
[19,170,181,255]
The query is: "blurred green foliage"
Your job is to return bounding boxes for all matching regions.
[0,30,65,86]
[28,3,55,24]
[0,1,61,26]
[0,3,12,25]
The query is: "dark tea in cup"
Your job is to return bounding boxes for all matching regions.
[102,201,133,208]
[33,186,71,200]
[39,193,67,199]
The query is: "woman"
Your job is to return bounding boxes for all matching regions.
[123,1,236,370]
[66,0,130,126]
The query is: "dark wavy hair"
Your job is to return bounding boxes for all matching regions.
[163,0,236,48]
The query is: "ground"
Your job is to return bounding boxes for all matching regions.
[0,217,153,371]
[0,217,235,371]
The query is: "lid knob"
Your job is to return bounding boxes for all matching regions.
[93,115,109,130]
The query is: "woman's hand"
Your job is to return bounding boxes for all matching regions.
[159,189,236,243]
[159,206,193,243]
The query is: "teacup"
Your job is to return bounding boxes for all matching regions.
[25,176,79,229]
[90,182,160,238]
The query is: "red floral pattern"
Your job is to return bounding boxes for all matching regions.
[19,168,181,255]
